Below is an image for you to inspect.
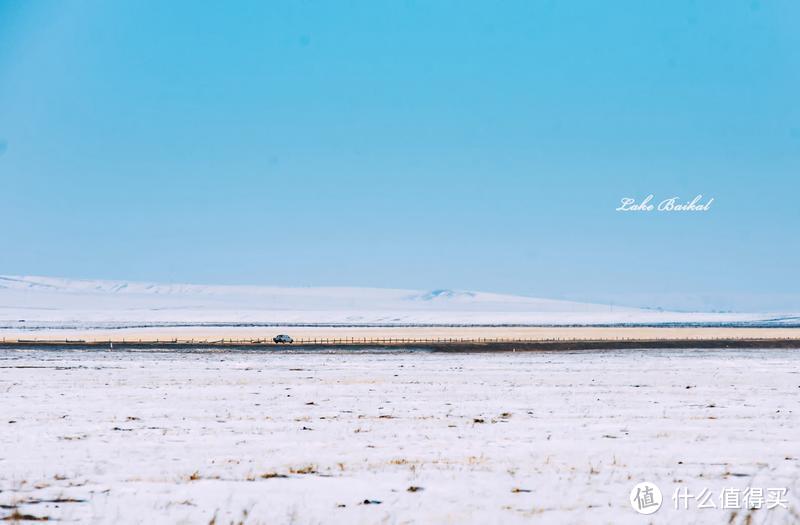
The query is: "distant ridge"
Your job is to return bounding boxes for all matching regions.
[0,275,795,327]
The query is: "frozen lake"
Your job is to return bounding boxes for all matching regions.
[1,348,799,524]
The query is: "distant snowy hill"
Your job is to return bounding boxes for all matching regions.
[0,275,795,327]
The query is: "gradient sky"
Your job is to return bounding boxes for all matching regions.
[1,1,799,311]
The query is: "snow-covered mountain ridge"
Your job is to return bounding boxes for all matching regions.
[0,275,795,327]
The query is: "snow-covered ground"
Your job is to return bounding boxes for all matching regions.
[1,275,796,328]
[2,347,798,524]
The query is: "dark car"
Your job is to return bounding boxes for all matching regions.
[273,334,294,344]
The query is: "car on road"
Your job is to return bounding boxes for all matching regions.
[273,334,294,344]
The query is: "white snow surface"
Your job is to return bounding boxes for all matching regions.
[1,348,798,524]
[0,275,794,327]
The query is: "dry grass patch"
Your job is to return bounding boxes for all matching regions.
[289,465,318,475]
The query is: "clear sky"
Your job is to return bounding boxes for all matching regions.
[1,1,798,311]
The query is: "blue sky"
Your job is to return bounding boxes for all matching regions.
[1,1,798,311]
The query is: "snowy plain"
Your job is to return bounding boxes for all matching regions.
[2,347,799,524]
